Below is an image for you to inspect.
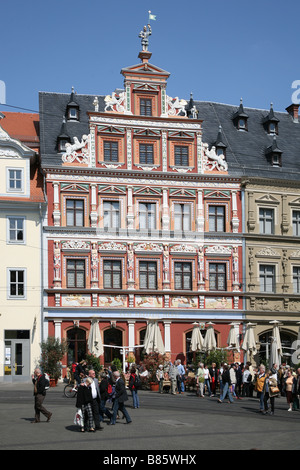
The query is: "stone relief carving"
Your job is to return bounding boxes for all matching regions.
[62,134,90,164]
[166,96,187,117]
[104,91,126,113]
[203,143,228,172]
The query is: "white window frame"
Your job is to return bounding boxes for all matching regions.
[7,216,26,244]
[7,268,27,299]
[7,168,24,193]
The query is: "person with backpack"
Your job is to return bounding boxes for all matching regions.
[99,371,113,423]
[31,368,52,423]
[129,366,140,408]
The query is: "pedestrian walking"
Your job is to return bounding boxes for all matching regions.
[88,369,103,430]
[218,364,234,404]
[242,364,251,397]
[255,365,267,413]
[109,371,132,425]
[129,366,140,408]
[176,359,186,394]
[99,371,113,422]
[196,363,205,398]
[156,364,164,394]
[263,368,279,415]
[203,365,212,397]
[284,369,294,411]
[209,363,218,397]
[31,368,52,423]
[169,361,179,394]
[75,377,95,432]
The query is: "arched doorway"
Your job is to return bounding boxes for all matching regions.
[67,327,87,364]
[104,328,122,365]
[258,329,297,366]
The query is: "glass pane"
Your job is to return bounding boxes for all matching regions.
[76,271,85,288]
[67,272,75,287]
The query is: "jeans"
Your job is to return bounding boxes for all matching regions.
[110,398,131,424]
[258,391,264,410]
[99,399,112,422]
[132,389,139,408]
[205,379,211,396]
[219,382,234,403]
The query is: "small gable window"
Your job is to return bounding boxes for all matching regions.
[263,103,279,135]
[66,87,79,121]
[232,98,248,131]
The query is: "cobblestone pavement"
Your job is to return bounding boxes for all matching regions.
[0,382,299,451]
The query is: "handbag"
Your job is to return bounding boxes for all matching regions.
[270,385,280,394]
[74,408,84,427]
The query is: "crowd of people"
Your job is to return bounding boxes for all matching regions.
[31,359,300,430]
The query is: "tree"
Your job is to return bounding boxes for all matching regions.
[39,336,68,381]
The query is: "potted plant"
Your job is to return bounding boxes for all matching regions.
[85,353,102,378]
[39,336,68,386]
[141,352,167,391]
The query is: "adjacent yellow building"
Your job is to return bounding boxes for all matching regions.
[0,112,45,382]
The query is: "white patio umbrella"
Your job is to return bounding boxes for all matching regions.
[190,323,204,352]
[87,318,104,356]
[203,322,216,352]
[227,323,240,351]
[269,320,282,368]
[242,322,257,357]
[143,320,165,354]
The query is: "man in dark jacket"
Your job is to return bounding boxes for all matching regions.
[218,364,234,404]
[99,372,113,422]
[109,371,132,425]
[88,369,103,430]
[31,368,52,423]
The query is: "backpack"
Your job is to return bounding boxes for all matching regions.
[134,374,141,389]
[44,373,50,390]
[247,373,252,383]
[107,383,113,396]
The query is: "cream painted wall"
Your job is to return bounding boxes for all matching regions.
[0,206,42,380]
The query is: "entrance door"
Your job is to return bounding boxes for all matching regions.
[104,328,122,365]
[4,330,30,382]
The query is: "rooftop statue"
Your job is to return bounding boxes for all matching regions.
[139,24,152,51]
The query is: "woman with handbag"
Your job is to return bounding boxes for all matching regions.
[263,369,279,415]
[255,365,267,412]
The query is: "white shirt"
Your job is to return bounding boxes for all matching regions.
[90,380,97,399]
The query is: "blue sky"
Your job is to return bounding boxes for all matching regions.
[1,0,299,114]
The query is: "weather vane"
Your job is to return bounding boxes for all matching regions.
[139,11,156,51]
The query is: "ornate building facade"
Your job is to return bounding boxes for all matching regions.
[39,46,244,369]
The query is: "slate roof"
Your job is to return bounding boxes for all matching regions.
[39,90,300,181]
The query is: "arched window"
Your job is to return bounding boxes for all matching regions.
[67,328,87,364]
[258,330,297,365]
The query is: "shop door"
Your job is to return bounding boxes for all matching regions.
[4,334,30,382]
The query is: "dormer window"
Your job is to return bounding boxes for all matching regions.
[268,122,277,135]
[263,104,279,135]
[66,87,79,121]
[215,126,227,158]
[57,117,71,153]
[232,98,248,131]
[238,118,247,130]
[68,107,79,120]
[265,136,282,167]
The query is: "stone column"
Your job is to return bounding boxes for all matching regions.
[53,182,61,226]
[164,321,171,361]
[90,184,98,227]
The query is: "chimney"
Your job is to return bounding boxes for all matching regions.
[286,103,299,122]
